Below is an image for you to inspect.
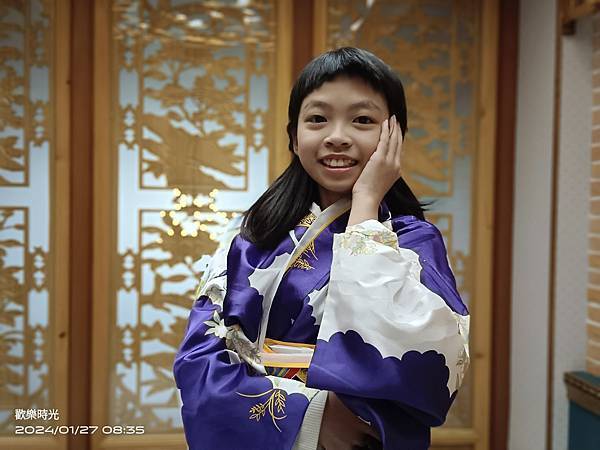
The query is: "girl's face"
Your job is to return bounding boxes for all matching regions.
[294,76,389,209]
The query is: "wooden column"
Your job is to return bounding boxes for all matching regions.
[68,0,94,449]
[490,1,519,449]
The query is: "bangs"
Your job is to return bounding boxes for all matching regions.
[295,48,387,98]
[286,47,407,151]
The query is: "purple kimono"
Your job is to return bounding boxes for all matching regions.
[173,198,470,450]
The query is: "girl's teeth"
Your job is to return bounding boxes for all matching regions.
[323,159,356,167]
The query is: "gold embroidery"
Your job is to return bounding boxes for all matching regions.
[298,212,317,228]
[237,388,287,432]
[289,240,318,271]
[305,240,317,259]
[286,203,351,273]
[290,257,314,271]
[295,369,308,383]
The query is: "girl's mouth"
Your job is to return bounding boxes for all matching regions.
[319,158,358,172]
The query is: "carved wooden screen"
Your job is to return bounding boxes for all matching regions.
[0,1,70,449]
[92,0,291,448]
[313,0,496,449]
[0,1,496,449]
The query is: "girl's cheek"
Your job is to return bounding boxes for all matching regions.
[359,135,380,155]
[298,132,322,150]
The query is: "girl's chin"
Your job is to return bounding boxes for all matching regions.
[318,180,354,192]
[317,187,353,207]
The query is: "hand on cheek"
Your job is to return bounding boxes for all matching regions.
[346,116,403,227]
[351,115,404,204]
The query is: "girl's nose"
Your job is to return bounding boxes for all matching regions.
[324,126,351,147]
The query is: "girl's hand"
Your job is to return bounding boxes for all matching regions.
[351,115,403,205]
[318,392,381,450]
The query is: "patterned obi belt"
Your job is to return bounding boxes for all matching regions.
[261,338,315,383]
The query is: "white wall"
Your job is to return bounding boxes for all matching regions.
[510,0,556,448]
[511,2,592,450]
[552,14,592,450]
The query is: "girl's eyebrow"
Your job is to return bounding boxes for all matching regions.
[302,99,382,112]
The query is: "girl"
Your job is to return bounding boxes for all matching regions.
[174,47,470,450]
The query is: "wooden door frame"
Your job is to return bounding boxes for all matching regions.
[490,1,519,449]
[67,1,94,450]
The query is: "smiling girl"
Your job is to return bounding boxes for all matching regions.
[174,47,470,450]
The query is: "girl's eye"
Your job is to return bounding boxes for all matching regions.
[307,115,326,123]
[355,116,375,124]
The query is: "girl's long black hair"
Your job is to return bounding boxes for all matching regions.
[240,47,426,248]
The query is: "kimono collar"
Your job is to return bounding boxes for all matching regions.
[309,202,321,216]
[309,199,392,222]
